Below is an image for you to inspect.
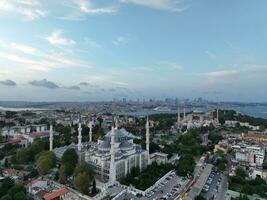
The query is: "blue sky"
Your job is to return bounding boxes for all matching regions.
[0,0,266,102]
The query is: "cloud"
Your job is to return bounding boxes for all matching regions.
[0,79,17,86]
[16,0,40,6]
[84,37,102,48]
[163,62,183,70]
[108,88,117,92]
[66,85,80,90]
[45,30,76,47]
[203,70,239,79]
[72,0,117,15]
[111,81,129,86]
[113,36,129,46]
[203,91,222,95]
[29,79,59,89]
[0,0,46,21]
[79,81,91,86]
[205,50,218,59]
[11,43,36,54]
[120,0,188,12]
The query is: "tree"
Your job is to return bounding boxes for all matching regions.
[61,148,78,176]
[0,150,5,160]
[262,161,267,169]
[2,178,14,191]
[236,168,246,178]
[175,154,195,177]
[74,162,93,194]
[91,178,97,195]
[8,185,26,199]
[194,195,205,200]
[16,148,31,164]
[0,195,12,200]
[74,172,91,194]
[59,165,67,183]
[74,162,92,176]
[13,191,26,200]
[30,139,45,158]
[35,151,56,175]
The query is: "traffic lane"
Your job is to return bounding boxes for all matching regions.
[215,174,227,200]
[201,171,224,200]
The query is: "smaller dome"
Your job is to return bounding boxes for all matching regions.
[115,151,123,159]
[119,141,133,149]
[99,141,110,150]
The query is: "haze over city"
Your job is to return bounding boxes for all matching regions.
[0,0,266,102]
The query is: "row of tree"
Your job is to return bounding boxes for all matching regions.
[0,177,27,200]
[228,168,267,197]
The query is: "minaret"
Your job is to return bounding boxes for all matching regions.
[217,108,219,123]
[78,122,82,152]
[115,117,119,130]
[88,121,93,142]
[183,107,186,119]
[177,107,180,125]
[49,124,53,151]
[109,126,116,182]
[146,116,150,165]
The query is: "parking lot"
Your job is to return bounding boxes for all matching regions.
[141,171,190,200]
[109,171,191,200]
[201,170,227,200]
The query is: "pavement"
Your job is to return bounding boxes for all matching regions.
[113,171,190,200]
[200,170,227,200]
[141,171,190,200]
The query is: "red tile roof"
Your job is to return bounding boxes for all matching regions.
[43,188,68,200]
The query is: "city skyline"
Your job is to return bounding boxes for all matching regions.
[0,0,267,102]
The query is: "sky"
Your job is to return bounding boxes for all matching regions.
[0,0,267,102]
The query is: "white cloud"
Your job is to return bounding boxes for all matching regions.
[0,39,89,75]
[203,70,239,79]
[45,30,76,47]
[11,43,36,54]
[113,36,129,45]
[205,50,218,59]
[0,0,46,21]
[73,0,117,15]
[120,0,188,12]
[165,62,183,70]
[111,81,129,86]
[15,0,40,6]
[84,37,102,48]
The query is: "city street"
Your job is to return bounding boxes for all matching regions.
[201,170,227,200]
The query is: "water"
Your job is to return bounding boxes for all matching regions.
[120,105,267,119]
[0,106,48,111]
[231,105,267,119]
[1,104,267,119]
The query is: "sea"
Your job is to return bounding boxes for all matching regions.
[1,105,267,119]
[121,105,267,119]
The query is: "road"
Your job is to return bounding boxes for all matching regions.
[201,171,227,200]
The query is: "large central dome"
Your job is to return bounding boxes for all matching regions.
[105,128,135,140]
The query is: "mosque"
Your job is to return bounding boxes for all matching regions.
[51,118,151,182]
[176,107,220,130]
